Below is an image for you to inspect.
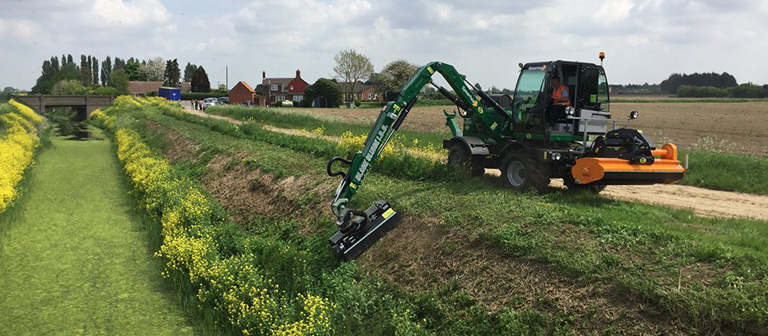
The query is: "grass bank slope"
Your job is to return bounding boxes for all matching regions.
[0,131,199,335]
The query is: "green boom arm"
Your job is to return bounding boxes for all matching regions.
[327,61,511,232]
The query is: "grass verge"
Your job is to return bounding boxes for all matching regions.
[94,97,579,335]
[151,104,768,334]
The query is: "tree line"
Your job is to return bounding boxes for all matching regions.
[31,54,213,95]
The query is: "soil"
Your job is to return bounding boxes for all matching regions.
[360,217,690,335]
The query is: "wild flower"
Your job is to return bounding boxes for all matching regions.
[111,123,339,335]
[0,102,42,212]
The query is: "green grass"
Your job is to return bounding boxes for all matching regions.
[151,107,768,334]
[680,150,768,195]
[207,105,450,148]
[101,106,578,335]
[0,129,201,335]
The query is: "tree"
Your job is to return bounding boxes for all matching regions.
[183,63,199,82]
[660,72,738,93]
[301,78,343,108]
[371,59,418,94]
[164,58,181,87]
[92,57,99,86]
[124,58,142,81]
[191,66,211,92]
[333,49,374,105]
[139,57,165,81]
[113,57,125,71]
[108,68,130,94]
[52,79,88,95]
[81,55,92,86]
[31,59,56,94]
[101,56,112,86]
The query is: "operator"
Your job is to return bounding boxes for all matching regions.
[550,76,571,106]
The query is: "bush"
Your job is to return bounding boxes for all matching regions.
[729,84,768,98]
[676,85,729,98]
[302,78,343,108]
[353,98,361,107]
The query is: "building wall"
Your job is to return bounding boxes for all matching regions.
[228,83,254,105]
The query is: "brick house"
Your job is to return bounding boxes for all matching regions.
[228,81,265,106]
[338,82,380,101]
[262,69,309,104]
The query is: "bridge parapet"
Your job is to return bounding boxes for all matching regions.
[11,95,115,120]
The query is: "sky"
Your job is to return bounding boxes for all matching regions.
[1,0,767,91]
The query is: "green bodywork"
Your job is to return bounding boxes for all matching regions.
[331,62,509,216]
[330,60,606,218]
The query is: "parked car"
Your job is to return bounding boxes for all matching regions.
[217,97,229,105]
[202,98,217,109]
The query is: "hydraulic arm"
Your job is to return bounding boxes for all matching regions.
[325,61,509,259]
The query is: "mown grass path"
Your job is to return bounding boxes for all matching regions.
[0,132,199,335]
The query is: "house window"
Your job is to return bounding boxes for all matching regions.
[368,93,373,100]
[271,84,278,91]
[293,95,303,102]
[276,96,285,102]
[290,86,294,91]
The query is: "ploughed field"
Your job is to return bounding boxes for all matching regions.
[299,101,768,156]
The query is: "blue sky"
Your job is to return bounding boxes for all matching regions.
[1,0,767,90]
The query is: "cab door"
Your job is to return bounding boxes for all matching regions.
[576,66,611,134]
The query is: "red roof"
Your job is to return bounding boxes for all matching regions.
[236,81,255,93]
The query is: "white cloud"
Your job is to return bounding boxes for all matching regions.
[0,18,40,39]
[1,0,767,90]
[84,0,169,28]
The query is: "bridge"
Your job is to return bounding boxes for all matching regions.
[12,95,114,120]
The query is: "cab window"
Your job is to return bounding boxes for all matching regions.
[581,68,610,112]
[513,68,546,125]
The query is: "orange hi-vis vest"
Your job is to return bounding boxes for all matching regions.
[552,85,571,106]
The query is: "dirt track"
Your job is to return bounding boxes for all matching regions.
[183,107,768,221]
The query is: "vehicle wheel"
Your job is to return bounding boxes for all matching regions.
[448,144,484,177]
[563,173,606,194]
[500,150,549,193]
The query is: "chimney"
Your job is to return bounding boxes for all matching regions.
[262,71,266,79]
[296,69,301,79]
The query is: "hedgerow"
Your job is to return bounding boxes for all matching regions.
[0,100,44,212]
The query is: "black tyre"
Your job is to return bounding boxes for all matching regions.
[448,144,484,177]
[563,173,607,194]
[500,150,549,193]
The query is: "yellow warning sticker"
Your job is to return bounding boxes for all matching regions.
[350,182,357,189]
[382,208,395,219]
[427,66,434,74]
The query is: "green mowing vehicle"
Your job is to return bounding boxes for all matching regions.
[326,54,686,259]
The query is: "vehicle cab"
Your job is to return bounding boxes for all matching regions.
[510,61,612,141]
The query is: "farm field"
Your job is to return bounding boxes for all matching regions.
[260,101,768,156]
[0,129,200,334]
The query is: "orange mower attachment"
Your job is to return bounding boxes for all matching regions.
[571,143,685,185]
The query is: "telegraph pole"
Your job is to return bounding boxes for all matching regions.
[225,66,229,90]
